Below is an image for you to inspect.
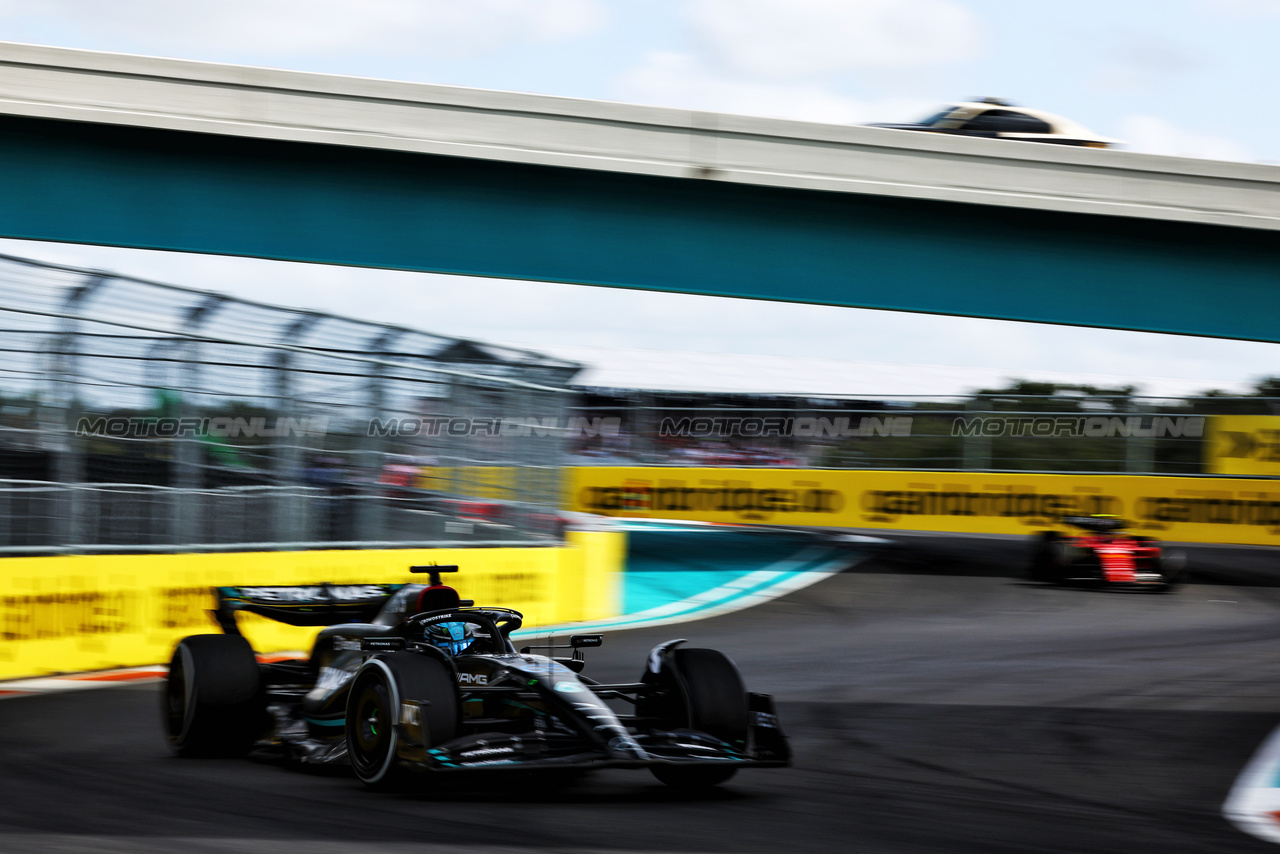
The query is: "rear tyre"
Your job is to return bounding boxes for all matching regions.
[346,653,458,790]
[164,634,265,757]
[643,648,747,789]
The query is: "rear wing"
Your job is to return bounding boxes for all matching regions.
[212,583,406,633]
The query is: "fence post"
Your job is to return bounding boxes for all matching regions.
[635,392,657,463]
[49,273,107,550]
[357,330,400,543]
[962,399,991,471]
[271,313,320,546]
[1126,401,1156,473]
[171,295,226,546]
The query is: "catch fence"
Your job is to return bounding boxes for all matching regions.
[0,253,579,554]
[567,392,1279,475]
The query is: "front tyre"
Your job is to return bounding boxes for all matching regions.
[651,763,737,789]
[1156,548,1188,591]
[641,648,747,789]
[164,634,265,757]
[1131,536,1186,591]
[346,653,458,790]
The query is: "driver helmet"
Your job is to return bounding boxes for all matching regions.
[1090,513,1126,533]
[425,620,475,655]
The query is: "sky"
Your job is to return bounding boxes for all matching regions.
[1,0,1277,394]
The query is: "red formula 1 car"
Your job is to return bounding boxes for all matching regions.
[1029,515,1186,591]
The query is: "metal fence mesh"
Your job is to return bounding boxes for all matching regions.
[2,251,1276,554]
[567,392,1280,475]
[0,253,579,554]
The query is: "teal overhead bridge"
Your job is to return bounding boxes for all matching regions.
[0,42,1277,341]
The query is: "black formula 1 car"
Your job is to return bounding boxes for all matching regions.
[163,566,788,790]
[1028,515,1186,591]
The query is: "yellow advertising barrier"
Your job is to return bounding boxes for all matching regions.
[567,467,1280,547]
[1205,416,1280,476]
[0,531,623,681]
[413,466,537,501]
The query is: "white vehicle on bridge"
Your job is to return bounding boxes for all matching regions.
[869,98,1120,148]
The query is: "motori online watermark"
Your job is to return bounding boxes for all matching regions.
[366,417,623,438]
[658,416,914,438]
[76,416,330,439]
[950,416,1205,439]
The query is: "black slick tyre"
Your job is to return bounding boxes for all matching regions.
[651,763,738,789]
[346,653,458,790]
[645,648,747,789]
[1155,546,1187,591]
[164,634,265,757]
[1028,531,1060,582]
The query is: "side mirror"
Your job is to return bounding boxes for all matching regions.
[570,635,603,649]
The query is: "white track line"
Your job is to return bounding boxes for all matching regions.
[516,546,860,636]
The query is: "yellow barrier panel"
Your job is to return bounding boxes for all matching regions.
[1205,416,1280,476]
[567,467,1280,547]
[414,467,521,500]
[0,534,624,681]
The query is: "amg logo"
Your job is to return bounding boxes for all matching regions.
[458,672,488,685]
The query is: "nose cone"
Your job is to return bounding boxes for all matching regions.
[608,734,648,760]
[536,669,649,760]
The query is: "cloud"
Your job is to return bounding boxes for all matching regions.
[1112,35,1199,77]
[0,0,605,57]
[686,0,983,79]
[615,52,934,124]
[1199,0,1280,14]
[1118,115,1253,162]
[1086,32,1200,96]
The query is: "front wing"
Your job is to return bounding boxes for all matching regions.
[395,692,789,773]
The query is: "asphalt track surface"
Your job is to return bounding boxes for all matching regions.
[4,535,1280,853]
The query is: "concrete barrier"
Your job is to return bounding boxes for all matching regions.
[0,531,624,681]
[567,467,1280,547]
